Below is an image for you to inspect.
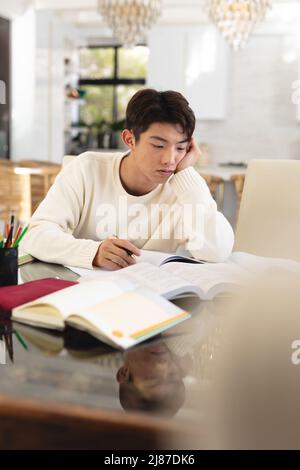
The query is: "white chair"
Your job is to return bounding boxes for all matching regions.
[234,159,300,262]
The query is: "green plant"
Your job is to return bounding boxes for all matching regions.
[108,119,126,132]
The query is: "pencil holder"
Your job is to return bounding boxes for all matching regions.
[0,247,18,287]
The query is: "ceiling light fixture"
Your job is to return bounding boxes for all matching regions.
[98,0,162,48]
[208,0,272,50]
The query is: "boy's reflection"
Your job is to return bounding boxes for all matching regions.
[117,342,187,415]
[9,323,192,416]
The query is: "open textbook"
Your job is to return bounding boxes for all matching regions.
[110,262,245,300]
[135,250,208,266]
[65,250,207,279]
[12,280,190,350]
[66,250,300,301]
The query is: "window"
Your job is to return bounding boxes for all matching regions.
[79,46,149,126]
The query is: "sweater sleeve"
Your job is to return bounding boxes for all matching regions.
[170,167,234,262]
[20,157,100,269]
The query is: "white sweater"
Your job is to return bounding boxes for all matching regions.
[21,152,234,269]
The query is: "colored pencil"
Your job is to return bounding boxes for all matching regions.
[14,225,28,247]
[12,225,22,247]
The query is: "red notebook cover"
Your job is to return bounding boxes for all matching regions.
[0,278,77,311]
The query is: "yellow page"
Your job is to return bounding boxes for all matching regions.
[70,289,190,349]
[14,279,135,320]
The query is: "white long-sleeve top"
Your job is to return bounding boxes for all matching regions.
[21,152,234,269]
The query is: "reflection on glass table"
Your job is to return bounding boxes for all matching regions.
[0,259,223,449]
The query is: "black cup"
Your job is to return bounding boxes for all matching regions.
[0,247,18,287]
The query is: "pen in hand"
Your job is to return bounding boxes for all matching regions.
[112,235,134,257]
[93,235,140,269]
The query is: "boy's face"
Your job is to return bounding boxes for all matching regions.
[126,122,191,184]
[117,343,185,401]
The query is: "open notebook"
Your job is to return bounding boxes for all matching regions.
[18,252,35,266]
[12,280,190,350]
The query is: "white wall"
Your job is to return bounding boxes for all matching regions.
[11,7,82,163]
[148,24,300,164]
[196,34,300,164]
[147,25,230,120]
[11,8,36,160]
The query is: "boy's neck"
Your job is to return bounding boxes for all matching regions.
[119,153,158,196]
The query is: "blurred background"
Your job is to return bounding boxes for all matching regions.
[1,0,300,225]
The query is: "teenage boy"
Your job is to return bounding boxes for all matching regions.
[22,89,234,269]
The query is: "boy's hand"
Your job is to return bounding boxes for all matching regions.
[93,238,141,270]
[175,138,202,173]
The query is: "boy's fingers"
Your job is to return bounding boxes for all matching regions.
[109,244,136,264]
[106,251,136,269]
[101,257,123,271]
[104,253,128,268]
[100,259,117,270]
[112,239,141,256]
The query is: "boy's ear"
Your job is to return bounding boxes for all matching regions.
[121,129,135,149]
[116,365,130,384]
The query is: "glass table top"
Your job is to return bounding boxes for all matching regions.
[0,261,222,425]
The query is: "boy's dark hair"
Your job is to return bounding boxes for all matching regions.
[126,89,195,141]
[119,379,185,417]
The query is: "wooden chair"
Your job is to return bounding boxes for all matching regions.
[17,160,62,213]
[200,173,224,209]
[18,160,62,188]
[230,173,245,226]
[0,165,32,222]
[0,159,14,167]
[230,175,245,204]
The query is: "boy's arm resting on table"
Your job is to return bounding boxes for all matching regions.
[20,158,100,269]
[170,167,234,262]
